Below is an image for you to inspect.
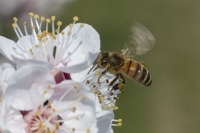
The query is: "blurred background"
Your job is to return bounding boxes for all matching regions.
[1,0,200,133]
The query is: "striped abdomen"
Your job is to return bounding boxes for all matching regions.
[123,59,152,86]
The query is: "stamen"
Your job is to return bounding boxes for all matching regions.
[51,16,55,34]
[86,128,90,133]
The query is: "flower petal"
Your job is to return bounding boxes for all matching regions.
[5,64,55,110]
[13,57,53,70]
[56,23,100,73]
[0,101,27,133]
[96,111,114,133]
[0,63,15,93]
[0,36,30,62]
[49,80,98,132]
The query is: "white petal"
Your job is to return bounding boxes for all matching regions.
[70,65,93,82]
[13,57,53,70]
[49,81,98,131]
[96,111,114,133]
[0,101,26,133]
[0,63,15,93]
[0,36,30,62]
[5,64,55,110]
[56,24,100,73]
[50,81,96,113]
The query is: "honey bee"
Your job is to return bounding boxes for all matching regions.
[90,23,155,92]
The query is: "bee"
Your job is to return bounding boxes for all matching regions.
[90,23,155,92]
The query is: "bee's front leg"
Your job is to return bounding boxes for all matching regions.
[97,70,107,84]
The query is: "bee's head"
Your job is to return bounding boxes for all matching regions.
[98,52,109,68]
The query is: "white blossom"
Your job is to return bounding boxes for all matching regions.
[0,64,98,133]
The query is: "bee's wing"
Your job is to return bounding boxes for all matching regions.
[121,22,155,58]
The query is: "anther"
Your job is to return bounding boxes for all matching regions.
[72,106,76,113]
[13,17,18,22]
[95,71,99,75]
[73,16,79,21]
[34,14,39,19]
[69,23,73,28]
[80,23,84,27]
[12,23,17,28]
[57,21,62,26]
[104,106,108,110]
[29,12,34,17]
[82,95,87,99]
[86,80,90,84]
[41,17,45,21]
[47,84,51,89]
[67,31,71,35]
[114,106,119,110]
[24,22,27,25]
[86,128,90,133]
[51,16,55,21]
[46,19,51,23]
[73,84,78,89]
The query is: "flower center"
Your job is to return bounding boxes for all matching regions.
[12,12,84,66]
[23,103,61,133]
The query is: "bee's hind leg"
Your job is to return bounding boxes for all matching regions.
[108,74,120,91]
[110,74,125,94]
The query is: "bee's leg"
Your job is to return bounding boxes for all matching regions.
[87,61,98,74]
[97,70,107,84]
[110,74,125,94]
[108,74,120,91]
